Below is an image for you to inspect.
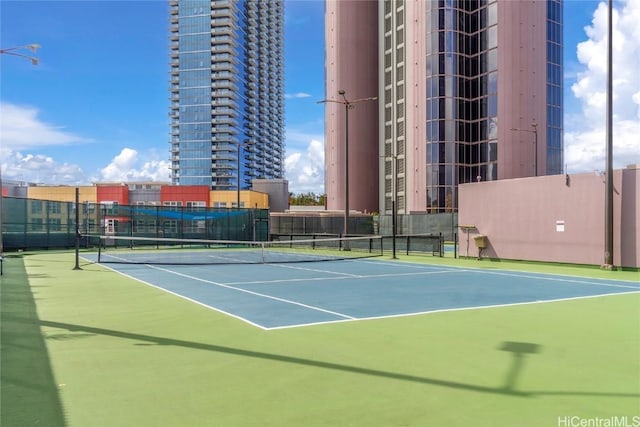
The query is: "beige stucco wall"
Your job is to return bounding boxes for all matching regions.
[458,166,639,268]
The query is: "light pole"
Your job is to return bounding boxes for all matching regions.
[603,0,614,269]
[318,90,377,240]
[0,43,40,266]
[0,44,41,65]
[380,154,398,259]
[510,122,538,176]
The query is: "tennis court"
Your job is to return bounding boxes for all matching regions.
[81,252,640,330]
[3,250,640,427]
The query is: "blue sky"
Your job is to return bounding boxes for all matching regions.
[1,0,639,194]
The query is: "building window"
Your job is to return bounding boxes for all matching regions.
[47,201,61,214]
[31,218,43,232]
[31,200,43,214]
[48,218,62,232]
[186,201,206,209]
[163,220,178,234]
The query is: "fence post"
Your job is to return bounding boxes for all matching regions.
[454,232,458,259]
[73,188,81,270]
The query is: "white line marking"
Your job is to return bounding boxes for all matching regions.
[146,265,356,320]
[224,269,461,286]
[362,259,640,285]
[265,290,640,330]
[83,261,269,330]
[468,270,640,290]
[268,263,363,277]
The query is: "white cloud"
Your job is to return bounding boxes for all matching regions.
[1,144,170,185]
[285,92,312,99]
[98,148,171,182]
[0,102,91,150]
[566,0,640,173]
[285,139,325,194]
[0,147,87,184]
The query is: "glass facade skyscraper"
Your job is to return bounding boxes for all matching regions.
[169,0,284,196]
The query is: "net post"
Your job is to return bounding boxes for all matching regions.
[73,187,82,270]
[406,235,410,256]
[454,232,458,259]
[391,199,397,259]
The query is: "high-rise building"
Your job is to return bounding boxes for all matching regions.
[324,0,380,214]
[325,0,563,214]
[169,0,284,201]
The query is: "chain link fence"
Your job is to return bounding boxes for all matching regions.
[1,197,269,250]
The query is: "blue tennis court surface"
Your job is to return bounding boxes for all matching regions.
[83,256,640,329]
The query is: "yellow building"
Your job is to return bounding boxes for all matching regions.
[210,190,269,209]
[27,185,97,203]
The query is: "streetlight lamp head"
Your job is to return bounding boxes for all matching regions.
[27,44,41,53]
[338,89,346,95]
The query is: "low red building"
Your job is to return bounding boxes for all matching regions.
[160,185,210,207]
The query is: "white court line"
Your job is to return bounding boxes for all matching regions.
[469,270,640,290]
[355,259,459,271]
[358,258,640,285]
[81,258,269,330]
[224,268,462,286]
[268,263,363,277]
[265,289,640,330]
[146,265,356,320]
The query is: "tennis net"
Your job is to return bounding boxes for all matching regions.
[86,234,384,265]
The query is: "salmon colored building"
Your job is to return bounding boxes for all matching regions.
[95,183,129,205]
[161,185,210,207]
[325,0,563,214]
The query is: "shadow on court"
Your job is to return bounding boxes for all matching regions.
[0,257,67,427]
[36,319,640,400]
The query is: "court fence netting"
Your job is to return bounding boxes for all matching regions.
[1,196,448,259]
[85,234,384,265]
[1,196,268,250]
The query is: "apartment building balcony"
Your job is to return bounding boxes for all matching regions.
[211,101,234,110]
[211,27,232,36]
[211,63,234,73]
[211,80,238,91]
[211,44,233,54]
[211,9,232,18]
[211,118,238,129]
[213,160,235,170]
[212,107,236,116]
